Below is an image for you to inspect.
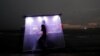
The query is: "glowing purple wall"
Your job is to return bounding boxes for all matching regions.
[23,15,65,52]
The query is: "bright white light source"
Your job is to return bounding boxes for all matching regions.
[53,15,60,21]
[25,17,33,24]
[37,16,42,22]
[43,16,48,22]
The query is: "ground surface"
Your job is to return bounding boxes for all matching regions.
[0,29,100,56]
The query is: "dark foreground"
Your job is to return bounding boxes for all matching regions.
[0,28,100,56]
[0,52,100,56]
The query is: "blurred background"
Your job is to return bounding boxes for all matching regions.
[0,0,100,55]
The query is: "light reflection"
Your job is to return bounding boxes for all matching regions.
[43,16,48,22]
[53,15,60,21]
[25,17,33,24]
[37,16,42,22]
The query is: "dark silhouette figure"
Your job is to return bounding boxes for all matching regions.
[37,21,47,51]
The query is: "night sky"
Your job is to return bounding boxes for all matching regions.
[0,0,100,30]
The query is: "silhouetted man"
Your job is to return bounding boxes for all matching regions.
[37,21,47,51]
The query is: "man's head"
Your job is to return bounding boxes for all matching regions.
[42,20,45,25]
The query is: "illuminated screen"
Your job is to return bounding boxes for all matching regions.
[23,15,65,52]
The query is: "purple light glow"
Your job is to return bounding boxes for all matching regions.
[25,17,34,24]
[37,17,43,22]
[53,15,60,21]
[43,16,48,22]
[23,15,65,52]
